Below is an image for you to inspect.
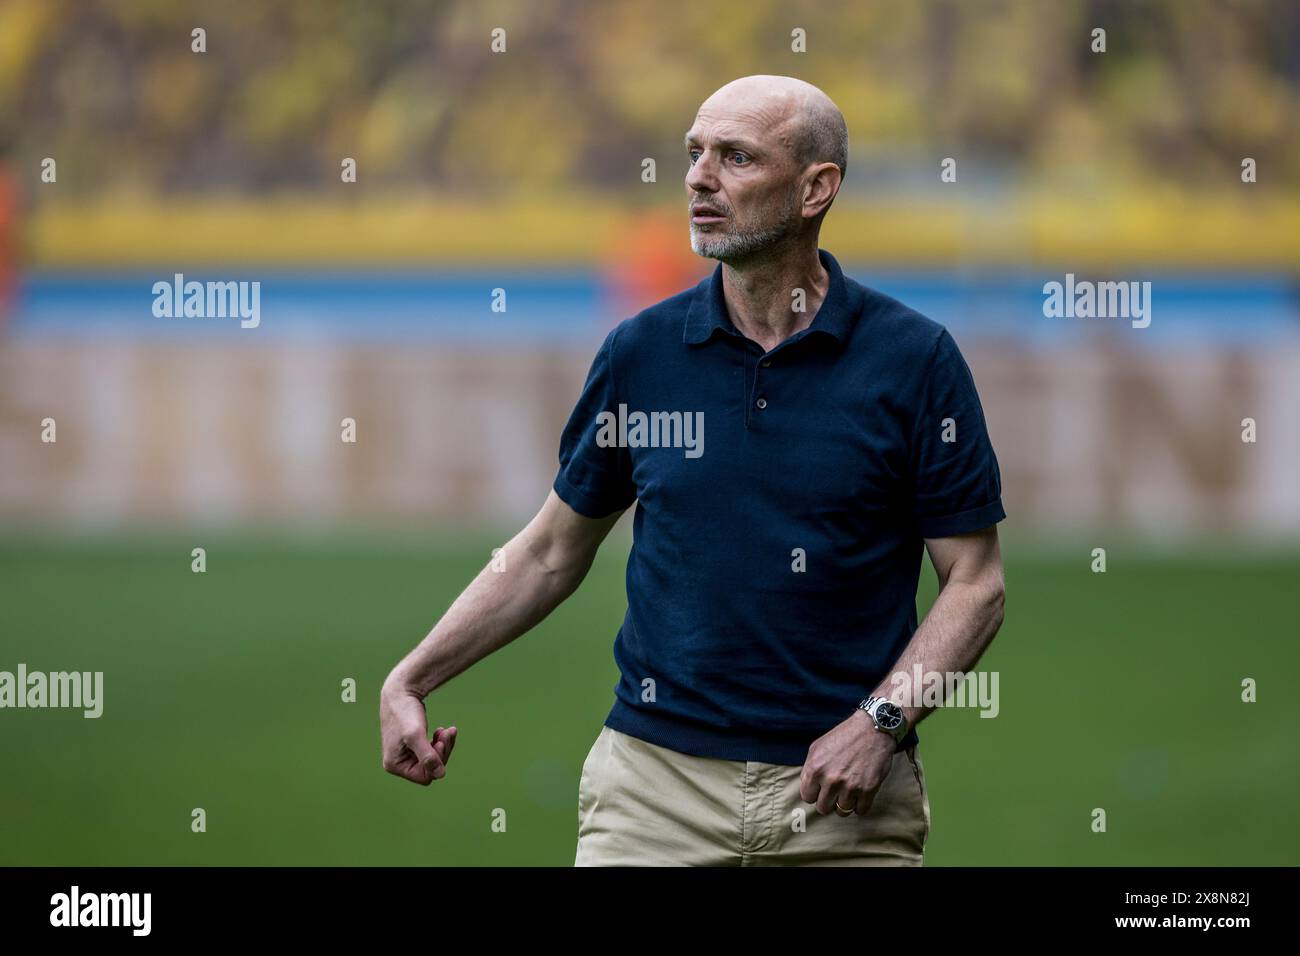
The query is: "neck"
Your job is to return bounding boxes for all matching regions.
[719,240,828,353]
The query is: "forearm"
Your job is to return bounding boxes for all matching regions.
[870,576,1005,730]
[385,526,594,699]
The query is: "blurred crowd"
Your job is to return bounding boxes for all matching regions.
[1,0,1296,200]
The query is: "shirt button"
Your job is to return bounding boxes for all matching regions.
[760,359,771,367]
[756,397,767,409]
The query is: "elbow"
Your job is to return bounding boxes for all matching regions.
[525,530,593,590]
[985,571,1006,632]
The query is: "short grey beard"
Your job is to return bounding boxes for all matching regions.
[690,194,802,264]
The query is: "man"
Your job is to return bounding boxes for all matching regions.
[380,75,1006,866]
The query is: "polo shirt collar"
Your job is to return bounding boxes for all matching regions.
[683,247,858,347]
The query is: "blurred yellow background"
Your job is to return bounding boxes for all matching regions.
[2,0,1298,267]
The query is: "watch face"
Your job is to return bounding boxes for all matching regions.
[875,701,904,730]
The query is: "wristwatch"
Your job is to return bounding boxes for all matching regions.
[858,696,908,743]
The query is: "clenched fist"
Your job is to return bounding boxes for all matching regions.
[380,680,457,786]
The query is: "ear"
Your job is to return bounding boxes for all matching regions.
[803,162,842,218]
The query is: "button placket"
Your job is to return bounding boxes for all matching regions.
[750,351,773,419]
[743,342,766,428]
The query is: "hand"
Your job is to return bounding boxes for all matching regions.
[380,679,457,786]
[800,710,895,816]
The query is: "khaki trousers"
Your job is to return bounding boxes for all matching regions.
[574,725,931,866]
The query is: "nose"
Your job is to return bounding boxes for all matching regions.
[685,149,718,194]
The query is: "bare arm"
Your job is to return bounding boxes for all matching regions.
[380,490,624,785]
[801,524,1006,815]
[867,524,1006,730]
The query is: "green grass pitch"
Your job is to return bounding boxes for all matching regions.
[1,531,1296,865]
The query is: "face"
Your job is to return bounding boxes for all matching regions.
[684,96,805,263]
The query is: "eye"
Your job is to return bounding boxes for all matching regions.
[688,149,700,165]
[731,152,751,165]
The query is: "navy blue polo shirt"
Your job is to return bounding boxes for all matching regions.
[553,248,1005,765]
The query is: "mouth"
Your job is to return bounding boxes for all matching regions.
[690,207,727,225]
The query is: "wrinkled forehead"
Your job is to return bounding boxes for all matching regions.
[686,93,799,154]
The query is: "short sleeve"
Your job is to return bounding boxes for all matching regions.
[552,328,638,518]
[909,329,1006,538]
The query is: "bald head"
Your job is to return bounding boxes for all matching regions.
[685,75,848,262]
[700,75,848,180]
